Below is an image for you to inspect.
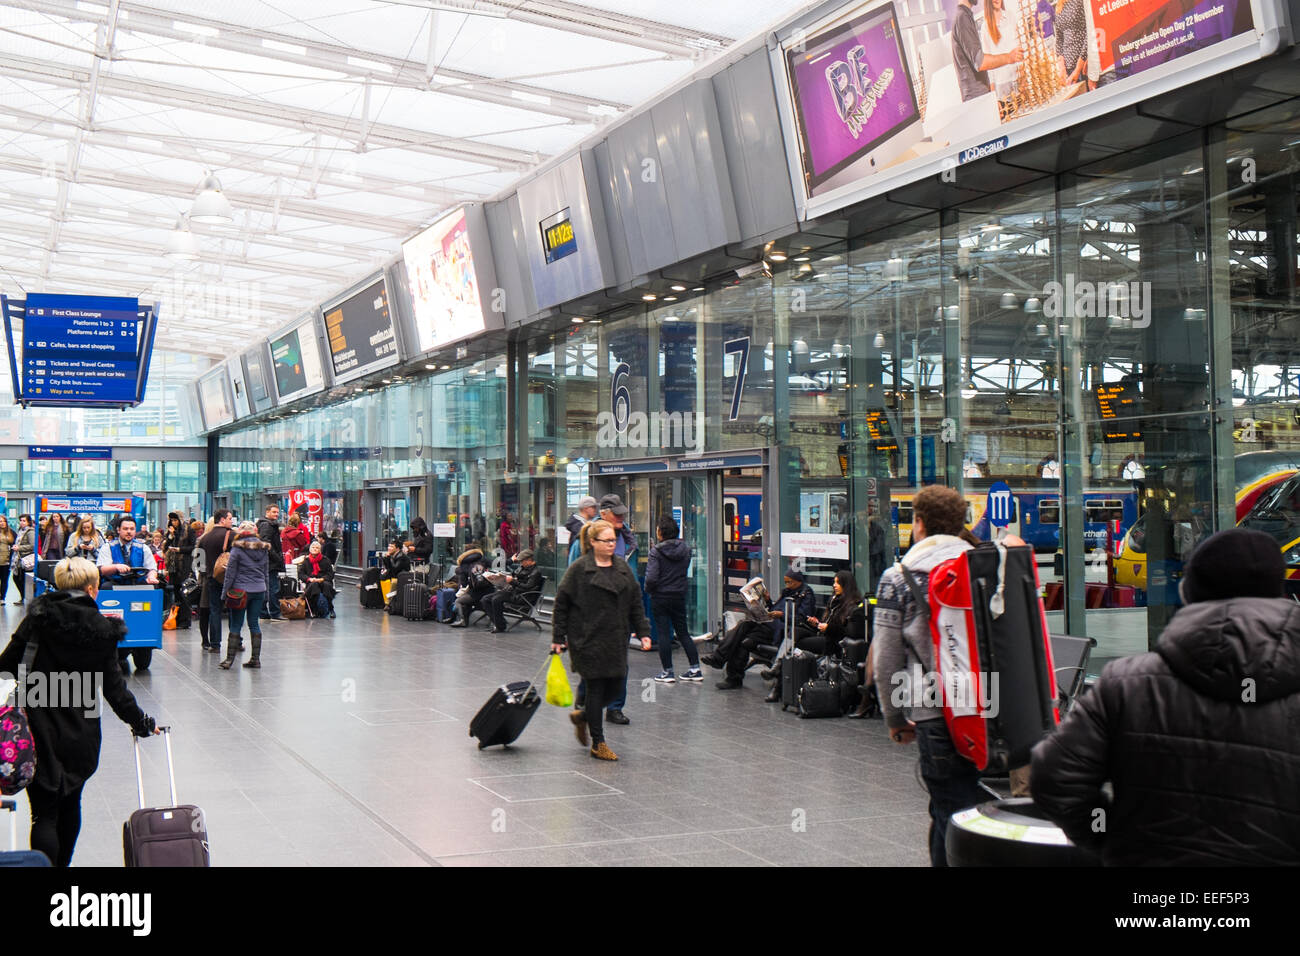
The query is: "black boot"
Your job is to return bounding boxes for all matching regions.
[219,633,240,669]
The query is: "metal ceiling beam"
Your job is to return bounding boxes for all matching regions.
[0,105,480,209]
[0,150,425,234]
[6,0,631,123]
[0,49,541,172]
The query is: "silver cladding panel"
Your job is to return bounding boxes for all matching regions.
[484,194,535,326]
[516,152,614,311]
[604,79,740,278]
[712,48,798,246]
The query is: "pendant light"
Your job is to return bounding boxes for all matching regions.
[190,173,234,224]
[164,215,200,260]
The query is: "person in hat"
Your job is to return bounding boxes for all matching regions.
[480,549,543,633]
[701,569,815,690]
[564,496,599,559]
[1033,527,1300,865]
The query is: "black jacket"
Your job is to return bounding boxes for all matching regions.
[299,553,336,601]
[450,548,490,596]
[0,590,151,796]
[552,553,649,680]
[819,594,866,652]
[256,517,285,572]
[1032,597,1300,865]
[381,551,411,579]
[644,538,691,597]
[410,531,434,563]
[505,563,543,600]
[164,516,195,580]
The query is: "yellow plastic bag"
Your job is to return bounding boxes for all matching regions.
[545,653,574,708]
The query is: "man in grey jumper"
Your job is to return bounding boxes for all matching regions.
[872,486,982,866]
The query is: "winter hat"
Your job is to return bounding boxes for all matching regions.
[784,569,805,584]
[1181,528,1285,604]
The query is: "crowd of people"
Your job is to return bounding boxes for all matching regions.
[5,484,1297,869]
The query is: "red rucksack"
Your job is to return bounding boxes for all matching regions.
[900,542,1059,771]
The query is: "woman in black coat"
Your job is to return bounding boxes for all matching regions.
[551,520,650,761]
[408,517,434,566]
[298,539,337,618]
[0,557,157,866]
[164,512,195,629]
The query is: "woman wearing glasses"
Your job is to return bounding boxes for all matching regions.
[551,519,650,761]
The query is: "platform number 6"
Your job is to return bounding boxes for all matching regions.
[611,362,631,433]
[725,337,749,422]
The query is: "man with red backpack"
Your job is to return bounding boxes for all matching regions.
[872,486,983,866]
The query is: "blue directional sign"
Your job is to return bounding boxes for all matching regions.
[28,445,113,460]
[986,481,1016,528]
[22,295,140,403]
[12,294,147,406]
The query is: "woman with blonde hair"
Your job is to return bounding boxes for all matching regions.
[551,519,650,761]
[65,516,105,562]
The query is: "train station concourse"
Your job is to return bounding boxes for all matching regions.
[0,0,1299,884]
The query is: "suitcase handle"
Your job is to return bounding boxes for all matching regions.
[133,725,178,810]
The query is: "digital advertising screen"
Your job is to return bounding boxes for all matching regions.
[268,317,325,404]
[776,0,1266,217]
[197,367,234,431]
[785,3,922,193]
[322,276,399,385]
[401,208,486,354]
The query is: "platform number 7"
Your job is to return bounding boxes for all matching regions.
[724,337,749,422]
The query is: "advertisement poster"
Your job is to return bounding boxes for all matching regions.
[288,489,323,536]
[197,369,233,430]
[401,208,485,354]
[781,0,1255,208]
[269,320,325,403]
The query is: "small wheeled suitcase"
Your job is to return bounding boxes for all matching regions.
[1,797,50,867]
[360,567,384,609]
[403,570,430,622]
[469,680,541,749]
[123,727,211,867]
[782,649,819,711]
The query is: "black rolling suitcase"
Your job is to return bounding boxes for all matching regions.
[2,798,50,867]
[123,727,211,867]
[469,679,541,749]
[403,569,431,621]
[360,567,384,608]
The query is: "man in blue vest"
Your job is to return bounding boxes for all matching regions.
[96,516,159,674]
[95,516,158,587]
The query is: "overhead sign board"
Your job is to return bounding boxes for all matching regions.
[197,366,234,431]
[772,0,1286,220]
[17,294,149,405]
[540,208,578,264]
[322,276,399,385]
[28,445,113,460]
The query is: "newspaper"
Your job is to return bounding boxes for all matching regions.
[739,577,770,622]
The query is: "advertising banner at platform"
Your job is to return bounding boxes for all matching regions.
[287,489,323,536]
[774,0,1276,219]
[402,207,489,355]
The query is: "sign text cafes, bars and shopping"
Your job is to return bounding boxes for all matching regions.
[20,294,142,405]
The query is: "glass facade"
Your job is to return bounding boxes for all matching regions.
[213,102,1300,670]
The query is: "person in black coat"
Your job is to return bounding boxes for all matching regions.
[163,511,195,630]
[298,540,337,618]
[408,517,434,566]
[0,557,158,866]
[380,541,411,579]
[480,549,544,633]
[551,520,650,761]
[1032,528,1300,865]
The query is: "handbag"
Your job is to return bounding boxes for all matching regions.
[20,553,35,572]
[162,606,179,630]
[225,588,248,610]
[0,635,40,795]
[212,531,233,583]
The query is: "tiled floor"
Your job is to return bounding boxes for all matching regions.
[1,598,931,866]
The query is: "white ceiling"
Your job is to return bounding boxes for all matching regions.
[0,0,814,359]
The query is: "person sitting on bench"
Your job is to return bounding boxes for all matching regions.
[380,540,410,580]
[435,546,484,624]
[479,549,543,633]
[702,569,815,690]
[299,540,337,618]
[759,569,866,702]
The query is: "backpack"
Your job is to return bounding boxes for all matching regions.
[899,542,1059,772]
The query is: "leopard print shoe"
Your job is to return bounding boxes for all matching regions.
[590,742,618,761]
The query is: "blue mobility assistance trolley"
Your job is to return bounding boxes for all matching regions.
[33,566,164,668]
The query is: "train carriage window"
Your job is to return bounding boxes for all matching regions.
[1039,499,1060,525]
[897,503,913,524]
[1085,499,1125,523]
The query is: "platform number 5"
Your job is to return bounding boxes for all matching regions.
[724,337,749,422]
